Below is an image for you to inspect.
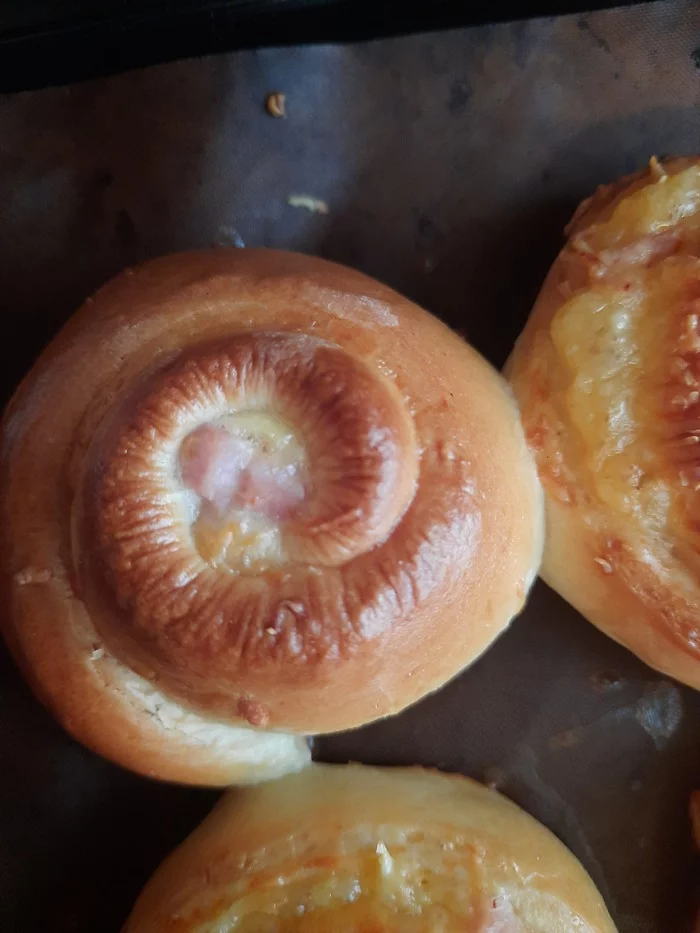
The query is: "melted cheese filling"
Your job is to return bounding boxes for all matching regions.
[179,411,307,571]
[549,166,700,574]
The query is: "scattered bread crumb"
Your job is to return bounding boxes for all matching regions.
[266,92,286,118]
[287,195,329,215]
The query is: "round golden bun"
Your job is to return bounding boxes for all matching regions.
[122,763,617,932]
[508,156,700,690]
[1,249,542,785]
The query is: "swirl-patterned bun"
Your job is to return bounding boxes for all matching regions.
[1,249,542,785]
[122,763,617,932]
[508,157,700,689]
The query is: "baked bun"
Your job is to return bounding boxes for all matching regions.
[122,763,617,932]
[1,249,542,785]
[508,156,700,690]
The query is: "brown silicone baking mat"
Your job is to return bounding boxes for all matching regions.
[2,0,700,930]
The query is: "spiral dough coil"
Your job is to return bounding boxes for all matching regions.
[1,249,543,785]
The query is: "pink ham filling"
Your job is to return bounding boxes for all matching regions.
[179,424,305,521]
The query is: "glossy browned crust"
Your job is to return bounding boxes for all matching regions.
[1,249,542,781]
[507,157,700,691]
[122,764,618,932]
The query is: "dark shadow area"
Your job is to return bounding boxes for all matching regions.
[0,59,233,403]
[0,0,647,93]
[0,643,217,932]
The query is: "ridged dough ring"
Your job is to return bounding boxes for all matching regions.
[1,249,542,784]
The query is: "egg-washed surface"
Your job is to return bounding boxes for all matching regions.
[551,166,700,563]
[122,765,615,932]
[137,829,592,932]
[541,164,700,607]
[184,833,508,931]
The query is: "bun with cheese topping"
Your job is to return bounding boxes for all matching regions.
[508,157,700,690]
[122,763,617,932]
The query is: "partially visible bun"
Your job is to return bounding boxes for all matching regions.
[508,157,700,689]
[123,764,617,932]
[2,249,542,784]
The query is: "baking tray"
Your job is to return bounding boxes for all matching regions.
[1,0,700,930]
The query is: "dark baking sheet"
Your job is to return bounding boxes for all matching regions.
[2,0,700,930]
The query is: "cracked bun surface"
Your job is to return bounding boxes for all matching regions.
[1,249,542,785]
[508,157,700,690]
[122,763,617,932]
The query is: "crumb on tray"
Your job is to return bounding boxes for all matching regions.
[266,92,286,118]
[287,195,330,215]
